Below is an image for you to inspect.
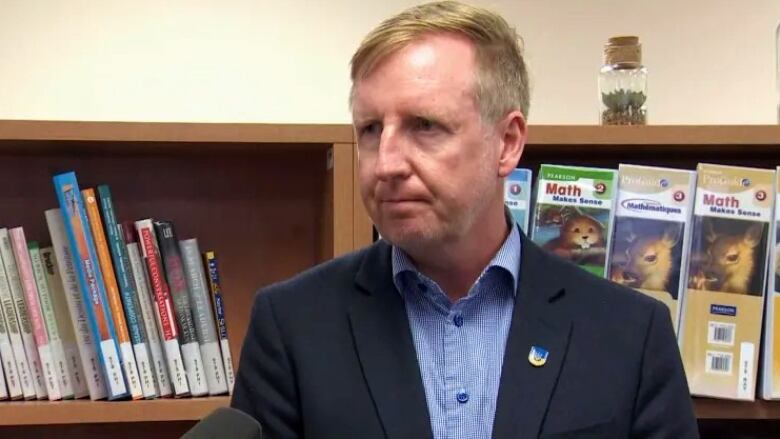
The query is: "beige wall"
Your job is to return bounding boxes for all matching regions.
[0,0,778,124]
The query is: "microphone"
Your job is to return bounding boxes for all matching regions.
[182,407,263,438]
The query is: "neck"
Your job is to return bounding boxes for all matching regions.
[406,205,510,302]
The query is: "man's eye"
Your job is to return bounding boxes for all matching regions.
[413,117,437,132]
[359,122,380,137]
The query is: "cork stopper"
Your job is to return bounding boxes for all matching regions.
[604,36,642,67]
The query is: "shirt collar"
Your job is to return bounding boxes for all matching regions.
[391,216,522,296]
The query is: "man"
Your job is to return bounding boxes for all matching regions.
[232,2,699,438]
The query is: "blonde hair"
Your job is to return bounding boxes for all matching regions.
[350,0,530,121]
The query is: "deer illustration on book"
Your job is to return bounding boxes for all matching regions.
[610,220,683,293]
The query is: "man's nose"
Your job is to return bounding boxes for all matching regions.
[375,129,412,181]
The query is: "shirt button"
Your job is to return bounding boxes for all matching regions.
[456,390,469,403]
[453,314,464,327]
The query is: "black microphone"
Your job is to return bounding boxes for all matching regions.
[181,407,263,438]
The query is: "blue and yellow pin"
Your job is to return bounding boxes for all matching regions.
[528,346,549,367]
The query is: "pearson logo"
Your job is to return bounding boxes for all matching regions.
[710,304,737,317]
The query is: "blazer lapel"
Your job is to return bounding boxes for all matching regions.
[350,242,432,439]
[492,233,573,439]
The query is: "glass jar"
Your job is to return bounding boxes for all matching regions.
[599,36,647,125]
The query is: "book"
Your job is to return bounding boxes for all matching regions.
[504,168,533,233]
[153,220,208,396]
[0,247,24,400]
[52,172,128,400]
[122,221,172,397]
[28,241,74,399]
[762,166,780,399]
[608,164,696,333]
[9,228,59,400]
[97,185,157,399]
[679,164,773,401]
[45,208,108,400]
[82,188,143,400]
[40,246,91,399]
[135,219,190,397]
[180,239,228,395]
[0,228,37,400]
[204,251,235,395]
[530,164,618,278]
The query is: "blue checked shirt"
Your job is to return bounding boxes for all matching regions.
[392,223,520,439]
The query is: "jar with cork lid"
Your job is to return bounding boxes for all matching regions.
[599,36,647,125]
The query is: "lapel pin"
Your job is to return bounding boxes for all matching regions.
[528,346,549,367]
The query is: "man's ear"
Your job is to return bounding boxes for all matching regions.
[496,110,527,178]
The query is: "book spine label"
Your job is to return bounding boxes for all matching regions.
[10,228,56,400]
[124,225,172,397]
[97,185,156,399]
[40,246,89,398]
[205,251,234,394]
[45,208,108,400]
[504,168,533,233]
[52,172,128,400]
[180,239,227,395]
[0,251,24,399]
[29,243,74,399]
[82,188,142,399]
[136,219,189,396]
[153,220,206,395]
[0,228,38,399]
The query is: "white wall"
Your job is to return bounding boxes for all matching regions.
[0,0,778,124]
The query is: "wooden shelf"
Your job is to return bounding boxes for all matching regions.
[0,397,229,425]
[528,125,780,145]
[695,398,780,420]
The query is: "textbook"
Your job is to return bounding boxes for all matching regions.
[53,172,128,400]
[531,164,618,277]
[0,233,29,400]
[762,166,780,399]
[608,164,696,333]
[504,168,533,233]
[679,164,773,401]
[204,251,235,394]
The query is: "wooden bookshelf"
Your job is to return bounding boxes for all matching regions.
[1,122,780,436]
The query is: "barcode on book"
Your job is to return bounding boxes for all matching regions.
[705,351,733,375]
[707,321,735,346]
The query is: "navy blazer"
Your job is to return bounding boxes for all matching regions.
[231,232,699,438]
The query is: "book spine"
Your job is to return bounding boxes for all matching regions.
[52,172,128,400]
[40,246,90,399]
[28,242,74,399]
[0,248,24,400]
[135,219,190,397]
[97,185,157,399]
[82,188,143,400]
[9,228,59,400]
[0,228,36,400]
[0,349,6,399]
[204,251,235,394]
[153,220,207,396]
[122,221,172,397]
[180,239,228,395]
[45,208,108,400]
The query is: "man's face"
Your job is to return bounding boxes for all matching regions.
[352,33,505,251]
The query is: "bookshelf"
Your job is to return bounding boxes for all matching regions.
[1,122,779,436]
[0,120,371,437]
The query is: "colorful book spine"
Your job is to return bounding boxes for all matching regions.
[679,164,773,401]
[180,239,228,395]
[40,246,90,399]
[608,164,696,334]
[761,166,780,400]
[504,168,533,233]
[9,228,59,400]
[0,228,36,399]
[97,185,157,399]
[82,188,143,400]
[153,220,208,396]
[531,164,618,278]
[0,251,24,400]
[135,219,190,397]
[45,208,108,400]
[52,172,128,400]
[28,241,74,399]
[204,251,235,394]
[122,221,172,397]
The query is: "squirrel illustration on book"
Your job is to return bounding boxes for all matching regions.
[543,208,606,265]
